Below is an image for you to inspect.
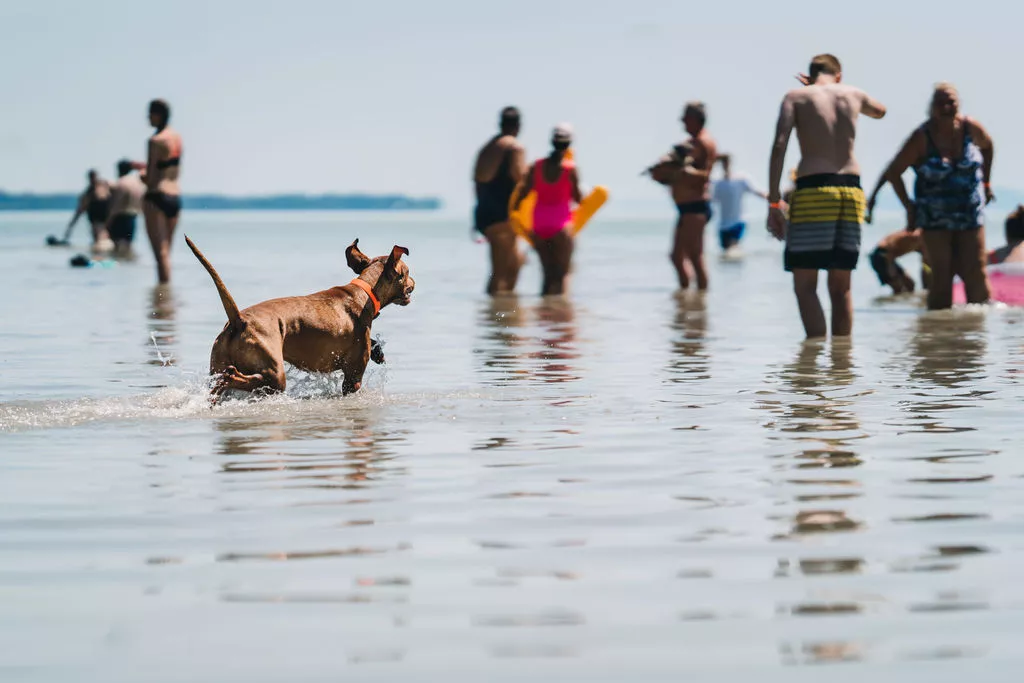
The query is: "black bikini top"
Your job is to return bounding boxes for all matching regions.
[156,157,180,170]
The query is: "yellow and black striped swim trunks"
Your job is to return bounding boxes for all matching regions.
[785,174,865,271]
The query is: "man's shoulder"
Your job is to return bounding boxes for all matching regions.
[496,135,523,151]
[696,131,716,145]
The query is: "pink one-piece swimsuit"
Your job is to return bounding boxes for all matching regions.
[531,159,574,240]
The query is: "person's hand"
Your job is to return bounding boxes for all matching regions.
[985,184,996,205]
[904,204,917,233]
[795,73,812,86]
[767,205,788,241]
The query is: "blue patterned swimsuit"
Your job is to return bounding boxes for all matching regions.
[913,119,985,231]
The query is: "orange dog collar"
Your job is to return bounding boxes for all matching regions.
[350,278,380,317]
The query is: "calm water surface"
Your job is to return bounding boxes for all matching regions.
[2,211,1023,682]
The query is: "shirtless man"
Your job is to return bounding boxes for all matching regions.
[138,99,183,284]
[767,54,886,338]
[473,106,528,295]
[103,159,147,258]
[649,102,717,290]
[65,169,112,253]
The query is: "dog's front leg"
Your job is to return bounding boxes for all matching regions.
[340,347,371,396]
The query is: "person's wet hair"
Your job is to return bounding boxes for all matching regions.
[809,54,842,82]
[1007,207,1024,243]
[149,98,171,125]
[87,169,98,181]
[683,101,707,127]
[929,82,959,116]
[500,106,520,133]
[117,159,133,177]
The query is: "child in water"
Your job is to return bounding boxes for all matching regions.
[512,124,583,295]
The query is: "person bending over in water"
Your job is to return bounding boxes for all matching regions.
[137,98,183,284]
[512,124,582,296]
[869,229,928,294]
[648,102,717,290]
[65,169,112,252]
[473,106,528,295]
[988,205,1024,265]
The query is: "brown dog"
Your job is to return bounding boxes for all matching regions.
[185,236,414,397]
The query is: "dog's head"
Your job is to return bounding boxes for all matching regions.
[346,239,415,307]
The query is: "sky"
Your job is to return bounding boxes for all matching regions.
[3,0,1023,212]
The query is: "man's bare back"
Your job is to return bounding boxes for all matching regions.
[766,55,886,339]
[474,135,525,184]
[785,84,884,177]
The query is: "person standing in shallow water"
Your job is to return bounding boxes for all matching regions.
[138,99,183,284]
[870,83,994,310]
[767,53,886,339]
[104,159,146,258]
[648,102,717,291]
[473,107,527,295]
[712,154,769,253]
[512,124,582,296]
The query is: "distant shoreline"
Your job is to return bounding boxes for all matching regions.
[0,192,442,212]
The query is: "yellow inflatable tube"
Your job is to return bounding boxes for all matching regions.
[508,152,608,243]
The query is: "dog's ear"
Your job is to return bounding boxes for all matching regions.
[346,239,371,274]
[385,245,410,274]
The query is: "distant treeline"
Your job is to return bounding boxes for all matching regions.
[0,192,442,211]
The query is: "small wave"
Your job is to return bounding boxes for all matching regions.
[0,369,382,434]
[0,365,493,434]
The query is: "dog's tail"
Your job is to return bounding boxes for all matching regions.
[184,235,241,325]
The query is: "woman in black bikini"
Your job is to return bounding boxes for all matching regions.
[140,99,183,284]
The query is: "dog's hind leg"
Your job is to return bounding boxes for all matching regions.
[216,364,287,396]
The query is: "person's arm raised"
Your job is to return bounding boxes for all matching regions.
[860,91,887,120]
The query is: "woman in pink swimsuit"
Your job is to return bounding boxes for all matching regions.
[513,124,583,295]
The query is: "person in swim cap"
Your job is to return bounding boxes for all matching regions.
[512,123,583,295]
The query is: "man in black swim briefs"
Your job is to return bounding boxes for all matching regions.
[647,102,717,290]
[472,106,527,295]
